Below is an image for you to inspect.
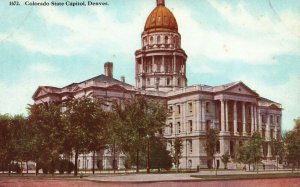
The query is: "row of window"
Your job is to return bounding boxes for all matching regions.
[168,120,213,135]
[168,102,211,115]
[143,35,179,47]
[169,120,193,134]
[261,114,280,124]
[169,140,193,153]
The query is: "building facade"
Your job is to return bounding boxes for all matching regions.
[33,0,282,170]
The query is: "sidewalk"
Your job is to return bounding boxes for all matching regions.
[86,169,300,182]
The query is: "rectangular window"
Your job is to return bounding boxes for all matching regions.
[177,122,181,134]
[177,105,181,114]
[262,115,266,123]
[189,140,193,153]
[189,120,193,133]
[188,102,193,113]
[276,116,280,123]
[170,123,173,134]
[270,115,274,124]
[205,102,210,113]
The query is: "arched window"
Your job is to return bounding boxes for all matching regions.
[157,35,161,44]
[150,36,153,44]
[165,36,168,44]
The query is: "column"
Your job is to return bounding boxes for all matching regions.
[173,55,177,72]
[258,111,262,136]
[254,105,257,131]
[266,114,270,141]
[274,115,278,140]
[152,56,155,73]
[173,55,177,86]
[225,100,229,132]
[196,100,200,131]
[267,143,272,158]
[251,104,254,134]
[220,100,225,134]
[242,102,247,136]
[201,100,205,131]
[141,57,144,73]
[233,101,238,136]
[162,56,165,72]
[172,104,175,135]
[182,103,186,134]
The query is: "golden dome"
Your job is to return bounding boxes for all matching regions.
[144,2,178,33]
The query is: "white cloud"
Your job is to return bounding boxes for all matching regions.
[174,1,300,65]
[0,75,67,116]
[29,63,59,73]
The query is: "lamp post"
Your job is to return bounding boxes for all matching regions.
[146,134,150,174]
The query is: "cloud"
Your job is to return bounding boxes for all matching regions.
[174,1,300,65]
[29,63,59,73]
[0,74,67,116]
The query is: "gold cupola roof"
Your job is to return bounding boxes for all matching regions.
[144,0,178,33]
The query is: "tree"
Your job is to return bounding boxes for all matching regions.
[173,137,183,172]
[111,96,168,173]
[63,96,102,176]
[0,114,12,174]
[149,137,173,172]
[283,118,300,172]
[221,152,230,169]
[9,115,34,175]
[28,102,64,175]
[235,132,262,172]
[204,128,219,175]
[271,138,284,170]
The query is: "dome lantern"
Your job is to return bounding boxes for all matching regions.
[156,0,165,6]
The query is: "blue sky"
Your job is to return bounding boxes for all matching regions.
[0,0,299,130]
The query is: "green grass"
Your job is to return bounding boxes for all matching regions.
[191,173,300,180]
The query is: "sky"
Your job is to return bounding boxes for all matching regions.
[0,0,299,130]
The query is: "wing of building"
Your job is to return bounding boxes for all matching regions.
[33,0,282,170]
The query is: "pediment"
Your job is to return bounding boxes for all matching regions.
[32,87,48,99]
[223,82,259,97]
[106,84,127,92]
[269,104,280,110]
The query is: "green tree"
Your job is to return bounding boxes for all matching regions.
[271,138,284,170]
[283,118,300,172]
[149,137,173,172]
[28,102,64,175]
[0,114,12,174]
[10,115,34,175]
[235,132,262,172]
[111,96,168,173]
[221,152,230,169]
[204,128,219,174]
[173,137,183,172]
[63,97,103,176]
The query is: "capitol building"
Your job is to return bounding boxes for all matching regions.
[33,0,282,170]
